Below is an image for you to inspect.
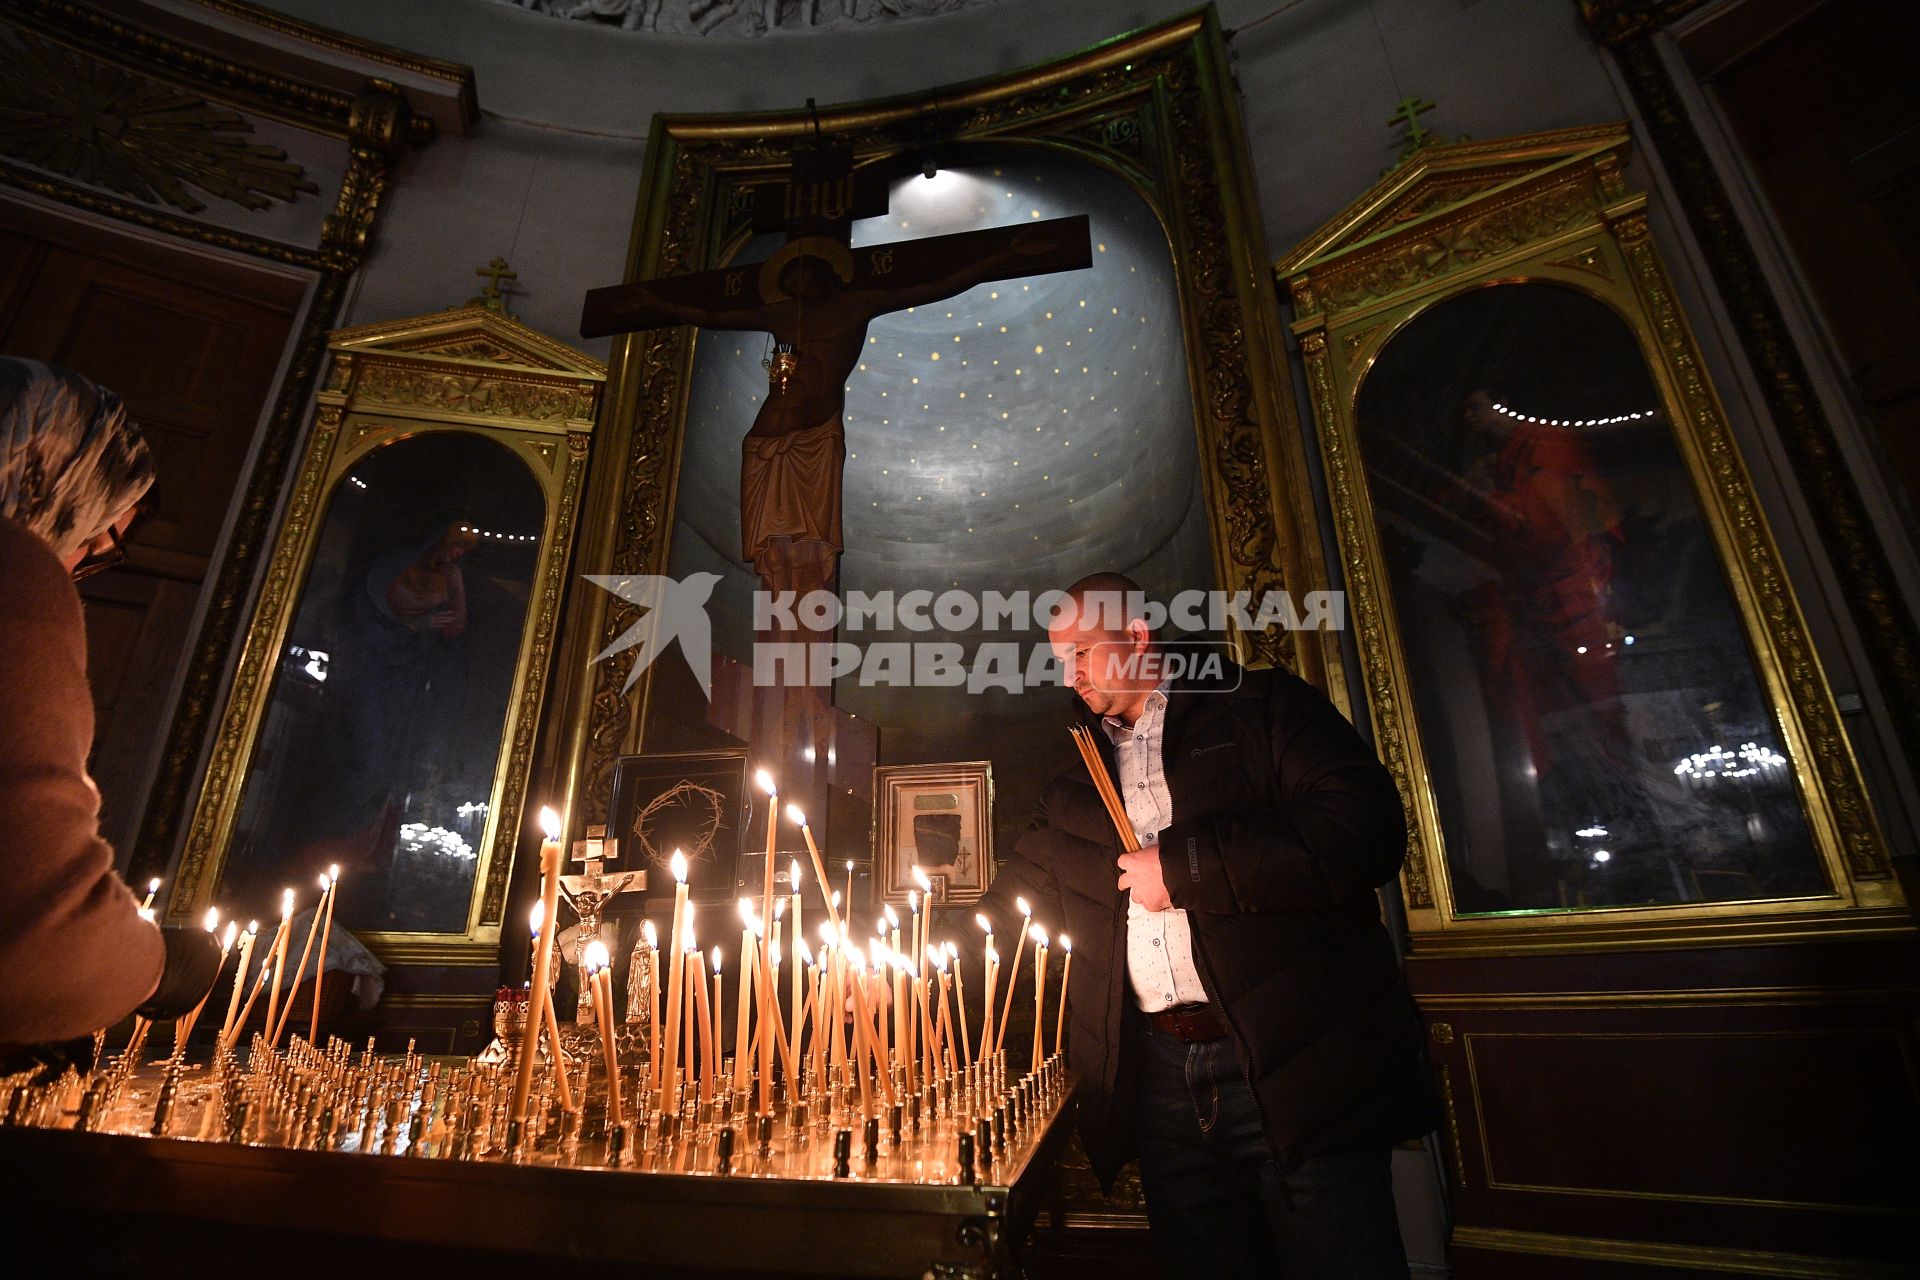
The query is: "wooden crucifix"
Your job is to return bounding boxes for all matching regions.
[580,137,1091,603]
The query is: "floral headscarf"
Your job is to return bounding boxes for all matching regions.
[0,356,153,563]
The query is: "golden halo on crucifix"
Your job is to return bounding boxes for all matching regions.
[758,235,855,302]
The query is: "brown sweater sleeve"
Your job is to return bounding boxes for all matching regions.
[0,516,164,1043]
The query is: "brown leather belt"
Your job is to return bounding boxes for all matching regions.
[1147,1002,1226,1042]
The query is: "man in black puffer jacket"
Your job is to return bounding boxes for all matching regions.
[974,573,1438,1278]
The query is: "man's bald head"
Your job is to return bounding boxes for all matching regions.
[1060,571,1150,634]
[1051,571,1158,723]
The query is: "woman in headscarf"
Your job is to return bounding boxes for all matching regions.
[0,355,219,1055]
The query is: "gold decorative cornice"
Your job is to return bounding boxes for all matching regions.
[0,155,330,269]
[1275,124,1631,282]
[1577,0,1715,48]
[0,0,361,137]
[329,304,610,377]
[181,0,476,129]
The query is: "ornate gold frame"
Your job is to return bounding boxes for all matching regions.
[168,306,605,965]
[1276,126,1902,948]
[550,6,1331,829]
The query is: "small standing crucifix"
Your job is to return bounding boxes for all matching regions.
[472,256,518,311]
[580,136,1091,602]
[1386,96,1447,163]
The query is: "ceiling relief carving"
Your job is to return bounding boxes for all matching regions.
[0,33,319,215]
[491,0,1000,38]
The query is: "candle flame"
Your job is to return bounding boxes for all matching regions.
[911,865,932,892]
[670,849,688,883]
[818,921,837,946]
[908,889,919,912]
[883,904,899,928]
[1060,934,1072,952]
[926,944,946,970]
[755,768,776,796]
[529,900,544,935]
[328,864,340,881]
[785,803,807,828]
[539,806,560,840]
[583,938,611,972]
[147,878,161,893]
[986,946,998,963]
[774,897,786,919]
[317,872,330,890]
[1030,925,1048,946]
[1016,896,1031,918]
[202,906,219,932]
[221,921,238,949]
[711,946,722,974]
[790,858,802,888]
[945,940,959,958]
[976,913,992,933]
[642,919,658,947]
[830,890,841,909]
[683,924,697,951]
[246,920,259,935]
[738,896,754,924]
[281,887,295,918]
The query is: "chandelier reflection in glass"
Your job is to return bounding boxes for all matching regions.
[1673,742,1789,785]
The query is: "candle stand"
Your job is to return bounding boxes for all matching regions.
[0,1037,1074,1278]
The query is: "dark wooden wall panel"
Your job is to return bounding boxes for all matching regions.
[0,195,305,859]
[1412,936,1920,1273]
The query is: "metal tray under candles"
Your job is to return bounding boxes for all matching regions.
[0,1055,1076,1278]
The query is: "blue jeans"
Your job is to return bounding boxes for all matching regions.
[1134,1023,1411,1279]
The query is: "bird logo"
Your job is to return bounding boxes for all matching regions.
[584,572,722,697]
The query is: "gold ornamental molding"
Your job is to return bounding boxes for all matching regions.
[171,304,606,967]
[0,31,318,214]
[181,0,478,128]
[555,6,1329,828]
[0,0,449,143]
[1277,125,1899,943]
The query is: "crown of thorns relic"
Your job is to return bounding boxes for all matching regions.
[631,779,726,867]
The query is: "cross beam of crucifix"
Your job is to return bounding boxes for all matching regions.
[579,143,1091,601]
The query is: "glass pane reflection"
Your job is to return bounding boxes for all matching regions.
[219,433,544,933]
[1355,283,1825,913]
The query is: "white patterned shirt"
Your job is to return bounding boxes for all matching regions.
[1103,685,1209,1013]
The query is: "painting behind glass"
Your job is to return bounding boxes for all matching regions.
[1356,283,1825,913]
[219,432,544,933]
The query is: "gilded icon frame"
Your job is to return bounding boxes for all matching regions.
[873,761,996,909]
[167,305,606,965]
[1276,126,1900,948]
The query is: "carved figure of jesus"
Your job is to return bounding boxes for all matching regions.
[586,226,1067,599]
